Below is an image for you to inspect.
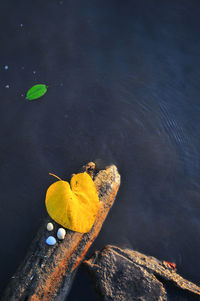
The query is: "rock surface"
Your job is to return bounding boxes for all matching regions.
[84,245,200,301]
[1,163,120,301]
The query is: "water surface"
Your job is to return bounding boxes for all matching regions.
[0,1,200,300]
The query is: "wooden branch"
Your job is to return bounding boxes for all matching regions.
[84,245,200,300]
[1,164,120,301]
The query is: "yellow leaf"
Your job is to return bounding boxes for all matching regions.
[45,172,99,233]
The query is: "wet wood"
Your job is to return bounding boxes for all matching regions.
[84,245,200,301]
[1,163,120,301]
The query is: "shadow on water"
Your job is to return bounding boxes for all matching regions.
[0,0,200,300]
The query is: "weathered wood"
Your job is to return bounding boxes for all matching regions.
[84,245,200,301]
[1,164,120,301]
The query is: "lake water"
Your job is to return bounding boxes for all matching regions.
[0,1,200,300]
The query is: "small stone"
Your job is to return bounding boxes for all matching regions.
[57,228,66,240]
[47,222,54,231]
[4,65,8,70]
[33,70,36,74]
[46,236,56,246]
[5,84,9,89]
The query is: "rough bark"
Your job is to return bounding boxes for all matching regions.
[84,245,200,301]
[1,164,120,301]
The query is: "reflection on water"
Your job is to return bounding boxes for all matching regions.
[0,0,200,300]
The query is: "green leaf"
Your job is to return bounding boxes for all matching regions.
[26,84,48,100]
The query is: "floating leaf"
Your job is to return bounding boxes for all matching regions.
[45,172,99,233]
[26,84,48,100]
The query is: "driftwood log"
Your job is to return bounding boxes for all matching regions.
[1,163,120,301]
[84,245,200,301]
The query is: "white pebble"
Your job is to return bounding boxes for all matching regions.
[47,222,54,231]
[5,84,9,89]
[57,228,66,240]
[4,65,8,70]
[46,236,56,246]
[33,70,36,74]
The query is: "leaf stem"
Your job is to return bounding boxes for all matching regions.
[49,173,63,181]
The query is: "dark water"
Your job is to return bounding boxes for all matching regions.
[0,0,200,300]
